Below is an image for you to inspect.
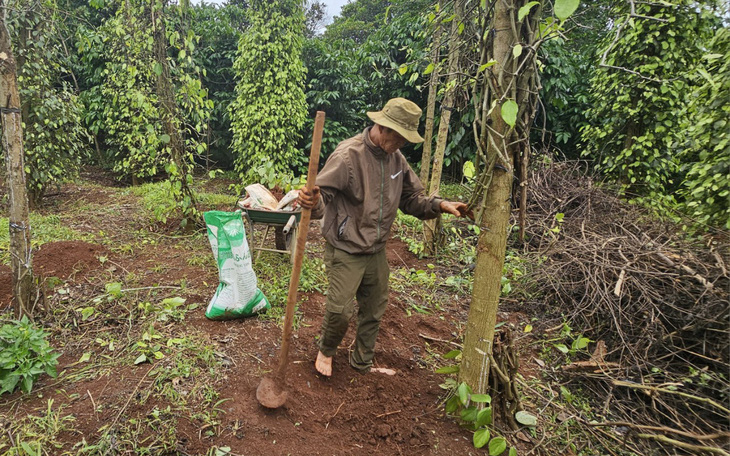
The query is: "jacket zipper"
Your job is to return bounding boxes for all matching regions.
[377,159,384,243]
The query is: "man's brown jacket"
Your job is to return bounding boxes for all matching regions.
[311,127,443,255]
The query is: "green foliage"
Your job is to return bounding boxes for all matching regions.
[78,1,166,178]
[77,0,209,223]
[674,27,730,229]
[0,316,60,395]
[439,375,519,454]
[303,38,368,156]
[125,181,184,224]
[581,1,719,202]
[189,4,248,168]
[538,3,608,157]
[0,399,76,455]
[5,0,90,205]
[230,0,307,187]
[323,0,386,44]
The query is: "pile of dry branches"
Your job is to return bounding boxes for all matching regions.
[521,161,729,454]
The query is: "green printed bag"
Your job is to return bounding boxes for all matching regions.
[204,211,270,319]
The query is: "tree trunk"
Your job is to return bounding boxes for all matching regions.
[419,0,442,188]
[423,0,462,257]
[0,9,34,319]
[459,0,520,394]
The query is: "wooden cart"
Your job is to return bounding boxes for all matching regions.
[241,208,302,262]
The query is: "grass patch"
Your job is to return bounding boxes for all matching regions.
[0,399,77,455]
[251,251,326,328]
[0,213,91,265]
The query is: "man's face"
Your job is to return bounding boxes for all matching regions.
[380,127,408,154]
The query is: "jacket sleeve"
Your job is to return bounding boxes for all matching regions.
[311,149,351,220]
[399,162,443,220]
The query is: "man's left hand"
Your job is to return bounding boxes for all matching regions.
[440,201,474,219]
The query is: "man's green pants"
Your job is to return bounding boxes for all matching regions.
[318,243,389,371]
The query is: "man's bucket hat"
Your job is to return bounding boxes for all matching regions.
[367,98,424,143]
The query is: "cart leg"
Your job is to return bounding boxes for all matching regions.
[243,213,255,262]
[257,225,271,262]
[289,222,298,264]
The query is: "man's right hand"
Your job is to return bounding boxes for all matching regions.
[298,186,321,210]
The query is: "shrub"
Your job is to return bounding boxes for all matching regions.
[0,316,60,395]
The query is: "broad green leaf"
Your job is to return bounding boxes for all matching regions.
[501,100,518,127]
[476,407,493,427]
[445,395,460,413]
[160,134,171,144]
[518,2,539,21]
[21,376,34,393]
[435,365,460,374]
[398,64,408,75]
[134,354,147,365]
[473,428,490,448]
[153,62,163,76]
[470,394,491,403]
[162,297,186,306]
[458,382,469,405]
[515,410,537,426]
[509,448,517,456]
[461,406,478,422]
[463,161,475,179]
[524,324,533,333]
[489,437,507,455]
[424,63,435,75]
[513,44,523,58]
[443,350,462,359]
[105,282,122,298]
[79,352,91,363]
[554,0,579,21]
[554,344,569,353]
[81,307,95,321]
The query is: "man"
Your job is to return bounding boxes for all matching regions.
[299,98,471,377]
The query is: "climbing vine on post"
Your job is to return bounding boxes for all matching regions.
[580,0,716,205]
[0,0,35,318]
[461,0,578,400]
[78,0,209,225]
[6,0,89,207]
[230,0,307,188]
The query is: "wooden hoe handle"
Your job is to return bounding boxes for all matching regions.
[277,111,325,377]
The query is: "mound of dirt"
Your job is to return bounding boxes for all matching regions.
[0,241,107,309]
[34,240,107,280]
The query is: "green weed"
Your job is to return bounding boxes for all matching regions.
[0,399,76,455]
[0,315,60,395]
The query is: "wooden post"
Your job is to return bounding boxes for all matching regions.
[0,7,34,318]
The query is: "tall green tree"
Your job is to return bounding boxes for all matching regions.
[580,1,718,201]
[304,38,368,155]
[6,0,89,206]
[674,26,730,228]
[78,0,209,223]
[230,0,307,187]
[189,3,247,168]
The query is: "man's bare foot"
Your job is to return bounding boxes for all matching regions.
[371,367,396,376]
[315,351,332,377]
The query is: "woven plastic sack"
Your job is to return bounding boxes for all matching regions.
[204,211,269,319]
